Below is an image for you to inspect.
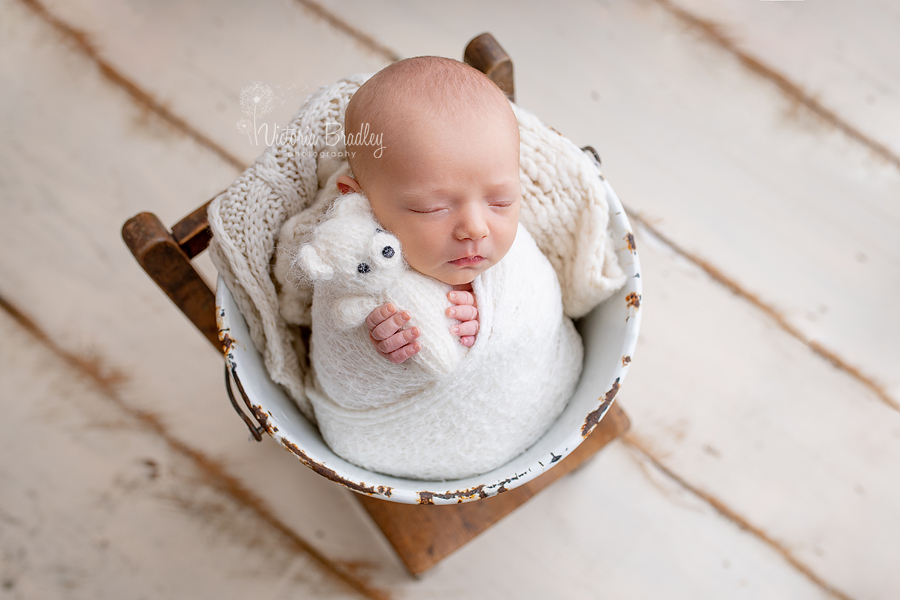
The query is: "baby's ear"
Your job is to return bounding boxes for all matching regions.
[336,174,361,196]
[297,244,334,281]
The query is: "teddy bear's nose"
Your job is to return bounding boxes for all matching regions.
[357,263,371,274]
[382,246,395,259]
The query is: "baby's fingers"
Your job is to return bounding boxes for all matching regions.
[450,320,479,338]
[365,303,397,331]
[459,335,476,348]
[448,290,476,307]
[446,304,477,322]
[375,327,421,355]
[370,309,411,341]
[388,339,421,364]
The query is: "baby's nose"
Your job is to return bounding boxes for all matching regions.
[455,206,489,240]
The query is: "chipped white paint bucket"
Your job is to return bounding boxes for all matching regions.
[216,176,641,505]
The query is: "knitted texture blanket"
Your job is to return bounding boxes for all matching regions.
[296,191,582,479]
[208,74,626,423]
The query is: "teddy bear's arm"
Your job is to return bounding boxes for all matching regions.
[401,310,467,379]
[333,295,378,330]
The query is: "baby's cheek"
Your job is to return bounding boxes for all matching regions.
[495,219,520,260]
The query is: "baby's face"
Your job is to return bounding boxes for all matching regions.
[352,108,520,287]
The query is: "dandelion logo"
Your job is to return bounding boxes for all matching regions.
[237,82,276,145]
[233,80,360,155]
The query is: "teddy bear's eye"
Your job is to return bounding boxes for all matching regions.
[357,263,371,274]
[382,246,395,259]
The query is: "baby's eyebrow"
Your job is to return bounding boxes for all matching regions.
[397,187,444,198]
[485,180,519,194]
[398,180,518,201]
[396,189,452,205]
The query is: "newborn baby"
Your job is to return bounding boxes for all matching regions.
[296,56,583,480]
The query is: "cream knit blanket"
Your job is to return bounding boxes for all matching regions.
[208,75,626,423]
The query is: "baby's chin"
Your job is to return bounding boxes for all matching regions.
[429,264,490,287]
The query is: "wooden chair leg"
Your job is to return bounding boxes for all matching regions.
[357,403,630,575]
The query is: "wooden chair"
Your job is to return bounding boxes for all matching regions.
[122,32,630,576]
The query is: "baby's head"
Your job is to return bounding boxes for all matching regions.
[337,56,521,287]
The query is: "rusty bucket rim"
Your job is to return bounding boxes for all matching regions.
[216,175,641,505]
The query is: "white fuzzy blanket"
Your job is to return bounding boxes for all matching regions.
[295,188,582,479]
[208,74,627,429]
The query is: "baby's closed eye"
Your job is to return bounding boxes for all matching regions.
[487,193,519,208]
[408,205,446,214]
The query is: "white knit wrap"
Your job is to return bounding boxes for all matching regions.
[301,203,583,479]
[208,75,626,422]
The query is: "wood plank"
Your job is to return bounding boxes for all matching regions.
[0,310,365,600]
[625,222,900,599]
[381,437,834,599]
[34,0,391,168]
[664,0,900,161]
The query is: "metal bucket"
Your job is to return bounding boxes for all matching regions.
[216,175,641,505]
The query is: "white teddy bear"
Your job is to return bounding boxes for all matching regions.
[295,192,466,413]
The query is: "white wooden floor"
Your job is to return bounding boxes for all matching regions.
[2,0,898,598]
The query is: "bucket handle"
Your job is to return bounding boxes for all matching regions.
[224,363,265,442]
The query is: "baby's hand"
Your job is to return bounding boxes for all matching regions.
[447,289,478,348]
[366,303,421,364]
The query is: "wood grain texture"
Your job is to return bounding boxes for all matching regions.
[170,199,214,259]
[664,0,900,163]
[463,32,515,101]
[121,211,219,348]
[0,309,368,600]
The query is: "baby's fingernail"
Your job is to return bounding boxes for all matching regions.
[412,342,420,352]
[448,308,456,317]
[451,326,459,334]
[449,292,456,299]
[411,327,420,336]
[386,303,395,312]
[401,311,411,320]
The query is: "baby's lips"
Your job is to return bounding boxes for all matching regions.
[448,255,485,266]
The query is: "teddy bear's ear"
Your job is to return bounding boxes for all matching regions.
[297,244,334,281]
[330,192,370,217]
